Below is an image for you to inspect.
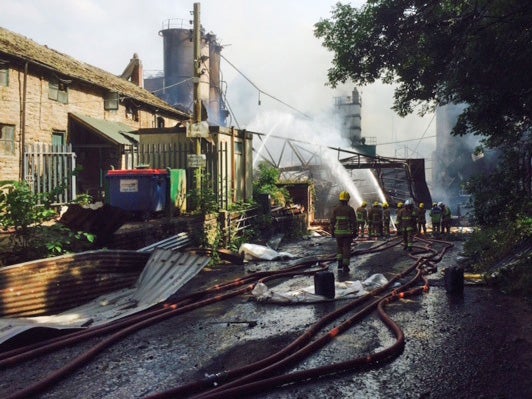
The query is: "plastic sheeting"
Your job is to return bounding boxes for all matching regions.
[238,243,296,261]
[252,273,389,303]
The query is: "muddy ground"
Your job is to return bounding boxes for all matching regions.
[0,235,530,399]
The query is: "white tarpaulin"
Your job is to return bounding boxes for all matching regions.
[238,243,296,261]
[252,273,389,303]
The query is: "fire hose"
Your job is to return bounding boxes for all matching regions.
[1,236,453,399]
[1,258,331,399]
[146,238,451,399]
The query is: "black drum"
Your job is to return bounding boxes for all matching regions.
[314,271,335,299]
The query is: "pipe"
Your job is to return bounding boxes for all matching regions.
[19,62,28,181]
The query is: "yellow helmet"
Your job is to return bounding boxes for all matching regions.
[339,191,350,201]
[373,201,380,207]
[397,202,404,208]
[361,201,367,207]
[419,203,424,208]
[382,202,389,208]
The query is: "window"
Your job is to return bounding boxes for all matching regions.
[52,131,65,147]
[157,116,165,128]
[0,124,15,155]
[104,91,119,111]
[49,80,69,104]
[235,141,243,154]
[0,68,8,87]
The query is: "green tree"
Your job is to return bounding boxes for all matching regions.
[315,0,532,218]
[315,1,532,143]
[253,161,290,207]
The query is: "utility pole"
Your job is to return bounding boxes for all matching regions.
[193,2,201,130]
[193,2,202,198]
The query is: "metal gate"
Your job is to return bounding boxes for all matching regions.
[24,143,77,205]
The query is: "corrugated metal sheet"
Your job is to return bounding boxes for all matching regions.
[0,248,210,347]
[0,250,150,317]
[138,232,191,252]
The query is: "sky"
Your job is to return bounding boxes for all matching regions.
[0,0,436,160]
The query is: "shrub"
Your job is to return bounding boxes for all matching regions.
[0,181,95,264]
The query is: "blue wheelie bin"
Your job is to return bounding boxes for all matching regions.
[105,169,169,219]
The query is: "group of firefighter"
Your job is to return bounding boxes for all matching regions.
[331,191,452,270]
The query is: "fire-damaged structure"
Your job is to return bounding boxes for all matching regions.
[340,153,431,207]
[251,130,432,220]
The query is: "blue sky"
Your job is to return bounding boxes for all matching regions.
[0,0,436,159]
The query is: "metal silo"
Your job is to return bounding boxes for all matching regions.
[157,19,226,125]
[159,19,207,114]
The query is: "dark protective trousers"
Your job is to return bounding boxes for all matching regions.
[336,235,352,268]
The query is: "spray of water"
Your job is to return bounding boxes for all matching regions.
[248,109,387,208]
[252,116,285,169]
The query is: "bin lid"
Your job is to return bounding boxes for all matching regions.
[106,169,169,176]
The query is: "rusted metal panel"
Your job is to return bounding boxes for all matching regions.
[0,248,209,346]
[0,250,150,317]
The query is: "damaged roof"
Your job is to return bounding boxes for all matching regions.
[0,26,190,120]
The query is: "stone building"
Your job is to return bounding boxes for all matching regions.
[0,27,189,199]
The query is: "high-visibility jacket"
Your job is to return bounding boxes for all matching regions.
[442,206,451,221]
[369,206,383,223]
[331,203,357,237]
[383,208,391,222]
[400,206,417,231]
[430,206,442,222]
[355,206,368,223]
[417,208,426,223]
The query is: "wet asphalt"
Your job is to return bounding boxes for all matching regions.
[0,235,530,399]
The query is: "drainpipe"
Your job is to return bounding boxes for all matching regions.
[19,62,28,181]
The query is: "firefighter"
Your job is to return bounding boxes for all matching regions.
[441,202,452,235]
[382,202,391,238]
[355,200,368,238]
[430,202,442,235]
[417,202,427,235]
[330,191,357,271]
[368,201,383,239]
[400,199,417,251]
[395,202,404,235]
